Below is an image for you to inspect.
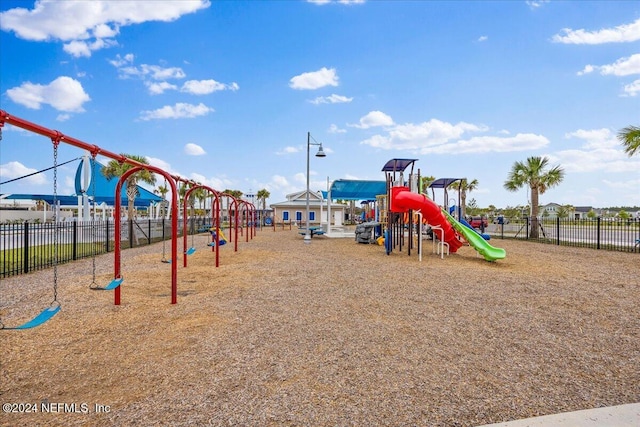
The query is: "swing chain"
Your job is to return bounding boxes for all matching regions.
[90,154,97,286]
[52,140,59,303]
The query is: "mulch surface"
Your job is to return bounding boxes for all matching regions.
[1,229,639,426]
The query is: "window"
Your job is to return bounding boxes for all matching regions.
[283,211,289,221]
[296,211,302,221]
[309,212,316,221]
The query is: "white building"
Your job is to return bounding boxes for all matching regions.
[270,190,346,227]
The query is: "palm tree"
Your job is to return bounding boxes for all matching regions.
[617,125,640,157]
[193,186,207,216]
[448,178,478,218]
[504,156,565,238]
[256,189,270,224]
[101,154,156,220]
[420,175,436,193]
[154,182,170,218]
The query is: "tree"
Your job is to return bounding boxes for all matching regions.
[193,186,207,216]
[102,154,156,220]
[420,176,436,193]
[448,178,478,218]
[617,125,640,157]
[256,189,270,225]
[557,204,573,219]
[154,182,170,218]
[504,156,565,238]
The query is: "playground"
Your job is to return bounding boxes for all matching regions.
[2,229,639,426]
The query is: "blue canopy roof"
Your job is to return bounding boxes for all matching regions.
[74,158,162,206]
[321,179,387,201]
[1,158,163,207]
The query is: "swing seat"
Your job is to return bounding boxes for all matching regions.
[91,277,123,291]
[185,247,196,255]
[4,304,60,330]
[104,277,123,290]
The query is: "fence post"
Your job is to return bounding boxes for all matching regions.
[148,219,152,245]
[596,217,601,250]
[105,220,110,252]
[556,217,560,246]
[525,216,530,240]
[72,220,78,260]
[23,222,29,274]
[128,219,133,249]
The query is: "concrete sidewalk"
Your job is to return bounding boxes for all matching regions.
[477,403,640,427]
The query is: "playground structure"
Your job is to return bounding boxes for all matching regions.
[379,158,506,262]
[0,110,256,330]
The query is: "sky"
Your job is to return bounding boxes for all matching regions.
[1,0,639,210]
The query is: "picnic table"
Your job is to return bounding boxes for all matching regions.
[299,226,325,238]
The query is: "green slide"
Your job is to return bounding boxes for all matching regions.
[442,210,506,262]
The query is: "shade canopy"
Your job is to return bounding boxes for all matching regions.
[322,179,387,201]
[429,178,464,189]
[73,158,163,206]
[381,158,418,172]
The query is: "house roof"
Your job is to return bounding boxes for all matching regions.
[270,190,345,209]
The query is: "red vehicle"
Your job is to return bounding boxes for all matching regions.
[468,216,488,229]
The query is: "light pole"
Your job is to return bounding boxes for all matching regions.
[305,131,326,244]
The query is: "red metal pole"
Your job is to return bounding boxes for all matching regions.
[114,166,179,305]
[183,185,221,267]
[0,110,199,305]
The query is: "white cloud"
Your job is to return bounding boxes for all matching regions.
[552,17,640,44]
[189,173,234,191]
[271,175,290,188]
[550,128,640,173]
[622,79,640,97]
[0,161,48,185]
[139,103,214,120]
[350,111,394,129]
[276,146,301,155]
[146,81,178,95]
[109,53,134,68]
[309,94,353,105]
[143,157,172,173]
[359,118,543,154]
[423,133,548,155]
[184,143,206,156]
[5,76,90,112]
[526,0,549,9]
[477,35,488,42]
[63,38,118,58]
[289,67,339,90]
[0,0,210,57]
[328,124,347,134]
[181,79,239,95]
[578,54,640,83]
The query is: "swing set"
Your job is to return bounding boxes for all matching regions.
[0,110,198,330]
[0,132,61,330]
[0,109,258,329]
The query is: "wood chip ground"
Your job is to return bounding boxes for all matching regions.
[1,227,639,426]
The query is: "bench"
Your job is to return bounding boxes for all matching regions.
[298,228,325,238]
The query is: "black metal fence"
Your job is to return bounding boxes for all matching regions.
[490,216,640,253]
[0,217,213,278]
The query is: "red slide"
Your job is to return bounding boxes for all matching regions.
[392,188,463,253]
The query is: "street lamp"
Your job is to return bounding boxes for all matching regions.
[305,131,326,244]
